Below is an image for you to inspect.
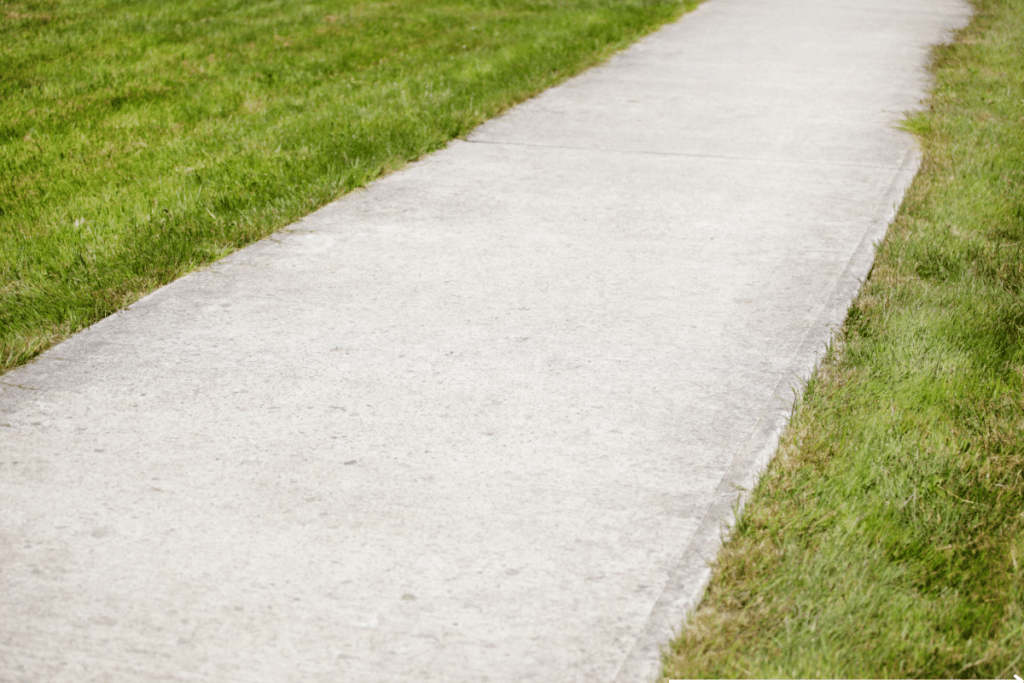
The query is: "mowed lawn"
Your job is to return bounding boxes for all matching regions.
[663,0,1024,677]
[0,0,689,373]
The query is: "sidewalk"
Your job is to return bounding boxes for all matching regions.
[0,0,970,681]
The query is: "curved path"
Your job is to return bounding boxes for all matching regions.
[0,0,970,681]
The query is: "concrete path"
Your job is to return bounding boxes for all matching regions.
[0,0,970,681]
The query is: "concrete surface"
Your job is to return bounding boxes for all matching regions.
[0,0,971,681]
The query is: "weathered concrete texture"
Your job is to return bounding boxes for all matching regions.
[0,0,971,681]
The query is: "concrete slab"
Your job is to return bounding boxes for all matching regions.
[0,0,971,681]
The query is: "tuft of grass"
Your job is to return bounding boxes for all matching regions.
[0,0,693,374]
[663,0,1024,678]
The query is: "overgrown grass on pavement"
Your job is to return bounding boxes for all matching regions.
[663,0,1024,677]
[0,0,690,374]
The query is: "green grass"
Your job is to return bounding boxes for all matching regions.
[662,0,1024,678]
[0,0,691,373]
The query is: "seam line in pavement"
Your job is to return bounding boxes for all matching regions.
[464,137,907,170]
[0,381,38,391]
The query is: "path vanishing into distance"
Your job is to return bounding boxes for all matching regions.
[0,0,972,681]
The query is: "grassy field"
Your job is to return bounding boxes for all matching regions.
[0,0,690,374]
[663,0,1024,678]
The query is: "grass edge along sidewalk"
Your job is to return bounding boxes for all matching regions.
[0,0,695,375]
[662,0,1024,677]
